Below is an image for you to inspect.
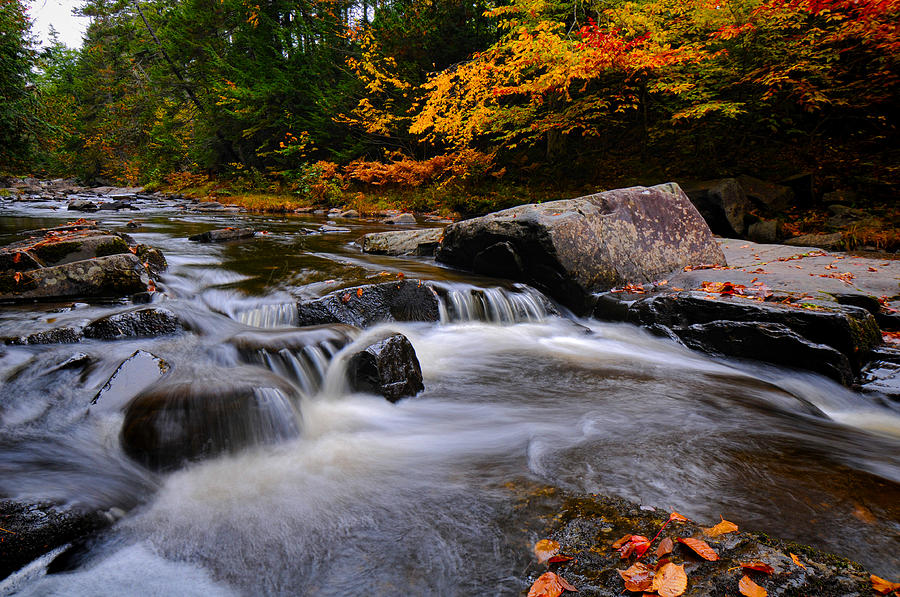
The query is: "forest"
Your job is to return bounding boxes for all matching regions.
[1,0,898,214]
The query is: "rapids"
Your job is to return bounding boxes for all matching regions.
[0,202,898,594]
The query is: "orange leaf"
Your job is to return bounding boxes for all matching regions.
[527,572,576,597]
[616,535,651,558]
[871,574,900,595]
[669,511,689,523]
[676,537,719,561]
[13,272,22,284]
[739,574,767,597]
[341,293,352,304]
[356,288,364,298]
[534,539,561,564]
[704,518,738,537]
[12,252,22,264]
[611,535,633,550]
[789,553,806,569]
[548,555,574,564]
[650,562,687,597]
[618,562,654,592]
[739,562,774,574]
[656,537,674,558]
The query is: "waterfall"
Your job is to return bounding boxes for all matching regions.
[433,283,554,324]
[234,302,298,328]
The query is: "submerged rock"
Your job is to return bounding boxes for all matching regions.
[83,307,180,340]
[121,366,301,471]
[346,333,424,401]
[361,228,444,256]
[2,327,84,345]
[0,500,111,581]
[188,228,256,243]
[0,253,150,303]
[91,350,171,411]
[297,280,442,327]
[437,183,725,315]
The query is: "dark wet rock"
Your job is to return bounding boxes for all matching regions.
[684,178,752,236]
[125,220,141,229]
[318,225,351,233]
[346,333,424,401]
[0,500,111,581]
[437,183,725,315]
[675,321,853,383]
[0,248,43,272]
[626,292,881,372]
[830,292,882,315]
[17,222,98,238]
[361,228,444,256]
[736,174,794,212]
[784,232,844,250]
[188,228,256,243]
[859,346,900,401]
[228,325,358,354]
[513,487,874,597]
[134,244,167,277]
[67,199,98,212]
[83,307,179,340]
[297,280,442,327]
[121,366,301,471]
[383,213,416,225]
[1,232,131,272]
[97,200,136,211]
[2,327,84,345]
[0,254,149,303]
[92,350,171,411]
[746,219,783,244]
[192,201,224,211]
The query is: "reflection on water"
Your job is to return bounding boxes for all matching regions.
[0,206,898,593]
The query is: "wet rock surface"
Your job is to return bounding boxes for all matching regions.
[437,183,725,315]
[83,307,180,340]
[0,254,151,303]
[296,280,442,327]
[346,333,424,401]
[91,350,171,411]
[188,228,256,243]
[0,500,111,581]
[361,228,444,256]
[514,487,873,597]
[860,345,900,401]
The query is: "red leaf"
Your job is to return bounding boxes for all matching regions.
[12,252,22,264]
[739,562,774,574]
[616,535,651,558]
[356,287,364,298]
[676,537,719,561]
[703,518,738,537]
[341,293,352,304]
[668,511,689,523]
[656,537,674,558]
[548,555,575,563]
[618,562,654,592]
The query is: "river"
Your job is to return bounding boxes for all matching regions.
[1,200,898,594]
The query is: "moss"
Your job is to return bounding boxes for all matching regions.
[31,241,82,264]
[94,238,129,257]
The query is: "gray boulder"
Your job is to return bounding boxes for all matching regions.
[361,228,444,256]
[736,175,794,211]
[383,213,416,225]
[346,333,424,401]
[0,254,149,303]
[437,183,725,314]
[297,280,442,327]
[684,178,752,236]
[784,233,844,250]
[188,228,256,243]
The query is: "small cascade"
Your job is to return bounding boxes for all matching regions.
[434,283,554,324]
[234,302,298,328]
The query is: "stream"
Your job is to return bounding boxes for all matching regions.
[0,201,898,595]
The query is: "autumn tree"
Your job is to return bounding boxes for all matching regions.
[0,0,36,168]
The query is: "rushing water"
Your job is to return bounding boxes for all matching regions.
[0,201,898,594]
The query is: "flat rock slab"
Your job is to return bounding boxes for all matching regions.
[668,239,900,312]
[361,228,444,256]
[0,254,149,303]
[188,228,256,243]
[437,183,725,315]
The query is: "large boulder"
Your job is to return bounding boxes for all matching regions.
[436,183,725,314]
[121,366,301,471]
[683,178,752,236]
[361,228,444,256]
[346,333,424,401]
[297,280,442,327]
[736,174,794,211]
[83,307,180,340]
[0,233,130,271]
[0,254,150,303]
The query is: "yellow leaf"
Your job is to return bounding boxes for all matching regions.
[739,574,768,597]
[651,562,687,597]
[704,518,738,537]
[534,539,561,564]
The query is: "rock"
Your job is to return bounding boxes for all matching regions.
[747,219,783,244]
[97,200,136,211]
[823,189,859,204]
[826,204,868,227]
[626,292,881,372]
[437,183,725,315]
[0,500,111,581]
[361,228,444,256]
[3,327,83,345]
[684,178,752,236]
[121,366,301,470]
[319,225,351,233]
[0,254,150,303]
[383,213,416,225]
[346,333,424,401]
[859,346,900,401]
[339,209,360,218]
[91,350,171,411]
[18,235,130,268]
[780,172,815,205]
[134,244,167,277]
[83,307,180,340]
[784,232,844,250]
[228,325,357,354]
[193,201,224,211]
[188,228,256,243]
[17,222,98,237]
[297,280,442,327]
[67,199,98,212]
[736,174,794,211]
[674,321,853,383]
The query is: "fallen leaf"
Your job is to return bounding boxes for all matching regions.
[534,539,561,564]
[617,535,651,558]
[676,537,719,561]
[656,537,674,558]
[356,287,364,298]
[341,293,351,304]
[548,555,574,564]
[738,562,774,574]
[789,553,806,569]
[12,252,22,264]
[669,511,689,523]
[871,574,900,595]
[611,535,633,550]
[527,572,577,597]
[147,280,156,293]
[704,518,738,537]
[739,574,768,597]
[852,502,876,524]
[650,562,687,597]
[618,562,654,592]
[13,272,22,284]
